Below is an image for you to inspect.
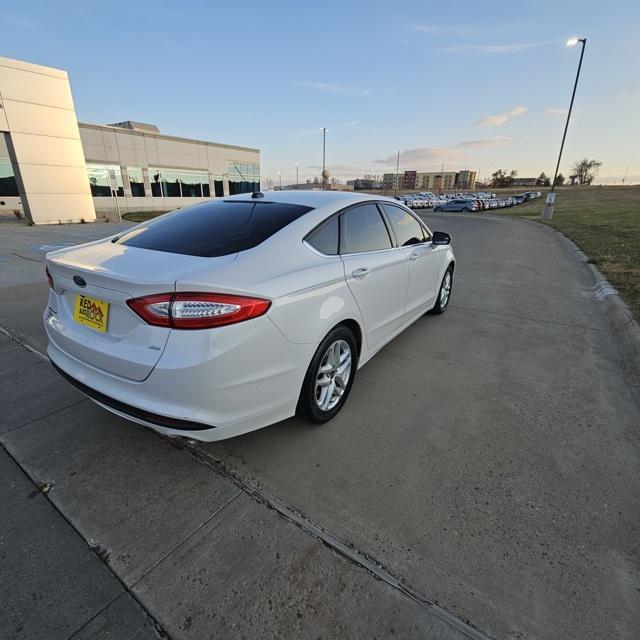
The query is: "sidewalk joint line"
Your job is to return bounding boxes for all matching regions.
[165,437,496,640]
[0,440,172,640]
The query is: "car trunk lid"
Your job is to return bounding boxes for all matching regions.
[46,241,237,381]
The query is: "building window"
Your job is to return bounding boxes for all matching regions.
[214,176,224,197]
[179,172,203,197]
[160,168,181,197]
[87,164,124,197]
[227,161,260,195]
[127,167,145,197]
[0,160,19,197]
[148,168,210,197]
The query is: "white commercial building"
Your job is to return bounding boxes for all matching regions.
[0,56,260,225]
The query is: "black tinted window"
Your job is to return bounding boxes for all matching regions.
[340,204,392,254]
[115,200,313,257]
[381,205,426,246]
[306,215,339,255]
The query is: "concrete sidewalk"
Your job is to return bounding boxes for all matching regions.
[0,333,479,640]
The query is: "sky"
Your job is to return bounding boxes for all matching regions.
[2,0,639,185]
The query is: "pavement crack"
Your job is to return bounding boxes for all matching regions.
[11,251,44,263]
[130,489,243,588]
[2,398,88,436]
[450,302,607,332]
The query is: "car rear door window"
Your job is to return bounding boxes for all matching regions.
[305,215,339,255]
[380,204,427,246]
[115,200,313,257]
[340,204,392,254]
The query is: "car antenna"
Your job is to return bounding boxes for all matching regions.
[232,165,263,199]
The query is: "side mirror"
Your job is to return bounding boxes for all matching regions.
[432,231,451,245]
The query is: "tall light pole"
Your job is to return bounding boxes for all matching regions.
[622,163,633,185]
[295,163,299,189]
[278,171,281,190]
[394,149,400,197]
[321,128,328,191]
[543,37,587,220]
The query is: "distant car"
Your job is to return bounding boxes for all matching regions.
[512,195,525,205]
[433,199,477,213]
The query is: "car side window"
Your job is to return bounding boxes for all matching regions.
[340,204,392,254]
[306,215,339,255]
[380,204,427,246]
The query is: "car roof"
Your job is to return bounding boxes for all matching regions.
[224,190,395,209]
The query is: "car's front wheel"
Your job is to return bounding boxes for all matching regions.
[297,325,357,424]
[434,207,442,212]
[430,266,454,315]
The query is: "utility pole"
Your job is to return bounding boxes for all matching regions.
[321,128,328,191]
[394,150,400,197]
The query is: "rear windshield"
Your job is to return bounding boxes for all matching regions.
[115,200,313,257]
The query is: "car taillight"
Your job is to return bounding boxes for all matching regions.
[126,293,271,329]
[46,266,54,290]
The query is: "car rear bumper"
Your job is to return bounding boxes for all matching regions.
[45,314,316,442]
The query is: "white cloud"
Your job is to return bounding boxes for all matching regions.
[475,105,527,127]
[297,82,371,96]
[476,114,509,127]
[459,136,513,148]
[441,40,558,54]
[619,87,640,99]
[544,107,568,117]
[374,146,463,166]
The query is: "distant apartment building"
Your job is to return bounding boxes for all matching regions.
[381,170,476,192]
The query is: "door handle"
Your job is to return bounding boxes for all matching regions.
[409,252,420,261]
[352,267,371,279]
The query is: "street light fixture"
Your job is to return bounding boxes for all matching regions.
[543,36,587,220]
[321,128,328,191]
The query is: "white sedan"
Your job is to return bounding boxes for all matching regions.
[44,191,455,441]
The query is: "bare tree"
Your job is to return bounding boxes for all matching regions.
[571,158,602,185]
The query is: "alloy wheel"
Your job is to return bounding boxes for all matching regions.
[315,339,352,411]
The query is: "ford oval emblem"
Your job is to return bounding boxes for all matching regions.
[73,275,86,288]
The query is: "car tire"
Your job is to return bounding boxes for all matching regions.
[462,207,469,212]
[297,325,358,424]
[434,207,442,212]
[430,266,454,315]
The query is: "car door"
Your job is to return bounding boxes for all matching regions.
[380,203,441,316]
[340,203,409,350]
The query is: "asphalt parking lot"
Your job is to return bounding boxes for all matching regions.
[1,213,639,640]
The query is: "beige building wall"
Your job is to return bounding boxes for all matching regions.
[80,123,260,215]
[0,56,96,224]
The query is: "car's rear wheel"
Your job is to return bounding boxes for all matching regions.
[430,266,454,315]
[434,207,442,212]
[297,325,357,424]
[462,207,469,212]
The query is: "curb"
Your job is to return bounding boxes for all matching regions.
[524,220,640,390]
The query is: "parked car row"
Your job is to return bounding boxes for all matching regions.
[394,190,542,213]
